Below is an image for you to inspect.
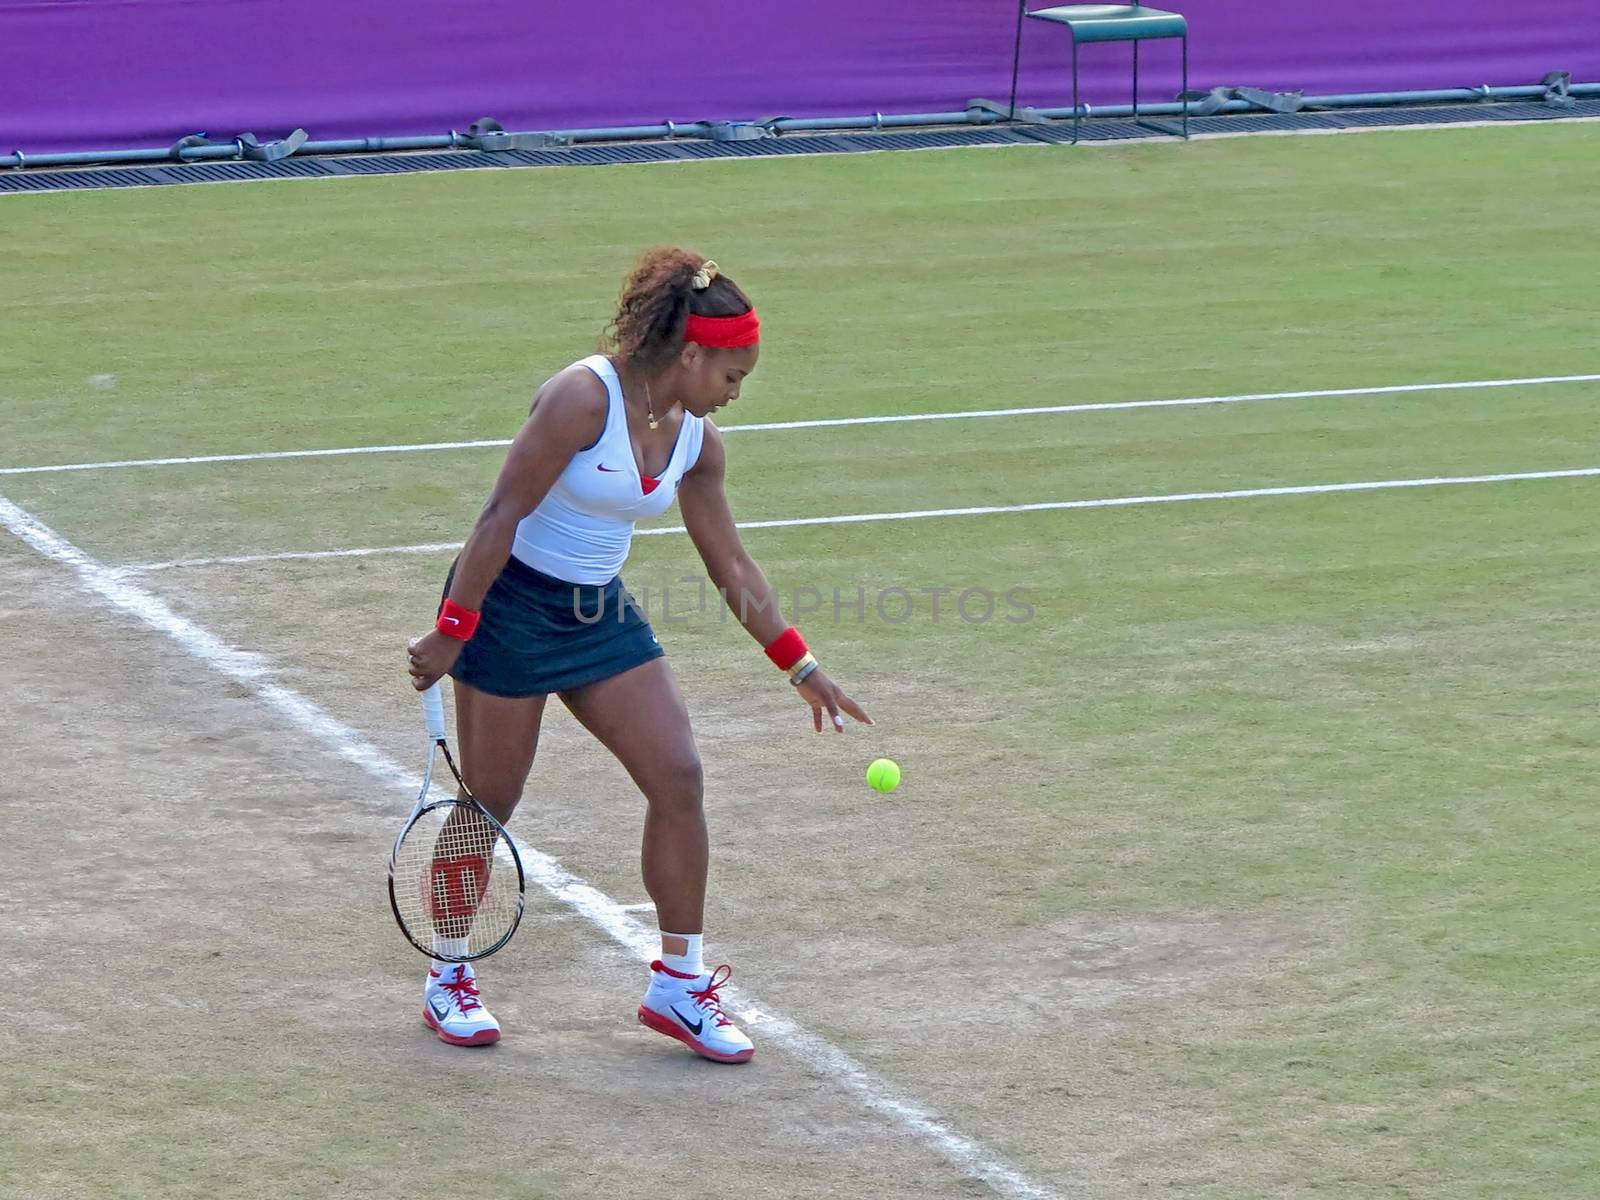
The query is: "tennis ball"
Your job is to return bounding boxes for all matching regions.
[866,758,901,793]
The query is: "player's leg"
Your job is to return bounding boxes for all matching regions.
[421,680,547,1047]
[452,681,548,823]
[559,658,753,1063]
[560,657,705,931]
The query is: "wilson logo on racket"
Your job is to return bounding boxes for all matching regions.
[428,856,490,921]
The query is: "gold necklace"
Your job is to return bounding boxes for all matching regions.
[644,375,658,430]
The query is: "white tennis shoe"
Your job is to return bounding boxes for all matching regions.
[423,962,501,1046]
[637,962,754,1064]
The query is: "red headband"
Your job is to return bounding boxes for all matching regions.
[685,310,760,348]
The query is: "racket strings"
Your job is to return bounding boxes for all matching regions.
[392,801,521,957]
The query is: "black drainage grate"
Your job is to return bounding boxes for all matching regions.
[327,152,508,174]
[0,167,166,191]
[149,159,338,185]
[4,101,1596,193]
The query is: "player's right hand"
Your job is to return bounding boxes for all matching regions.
[407,630,465,690]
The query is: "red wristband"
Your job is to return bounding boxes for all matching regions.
[436,598,481,641]
[763,627,808,671]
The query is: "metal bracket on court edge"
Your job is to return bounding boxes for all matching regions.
[234,129,310,161]
[168,133,212,160]
[453,118,571,151]
[1180,87,1305,117]
[967,97,1050,124]
[1542,71,1573,108]
[703,120,775,142]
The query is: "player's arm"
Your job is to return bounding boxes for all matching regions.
[679,423,784,644]
[445,370,603,608]
[679,422,872,733]
[408,369,605,689]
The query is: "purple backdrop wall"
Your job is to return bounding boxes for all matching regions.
[3,2,1596,154]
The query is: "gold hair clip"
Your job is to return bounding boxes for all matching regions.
[691,260,719,291]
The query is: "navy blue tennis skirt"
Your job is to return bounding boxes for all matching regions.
[442,555,664,698]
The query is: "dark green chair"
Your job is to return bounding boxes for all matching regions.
[1008,4,1190,143]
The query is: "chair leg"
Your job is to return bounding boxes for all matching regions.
[1132,40,1140,126]
[1132,41,1159,135]
[1007,0,1025,119]
[1181,34,1190,139]
[1071,36,1080,144]
[1131,37,1186,139]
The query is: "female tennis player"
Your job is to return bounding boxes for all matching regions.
[406,248,872,1060]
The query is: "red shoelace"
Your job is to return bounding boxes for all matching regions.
[687,964,735,1028]
[439,967,482,1013]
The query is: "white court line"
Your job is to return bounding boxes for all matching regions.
[0,439,513,477]
[3,371,1597,477]
[116,467,1600,574]
[0,492,1062,1200]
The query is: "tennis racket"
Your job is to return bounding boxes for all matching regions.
[387,682,526,962]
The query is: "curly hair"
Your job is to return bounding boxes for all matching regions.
[602,247,754,367]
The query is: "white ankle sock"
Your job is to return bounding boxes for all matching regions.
[659,932,704,977]
[432,936,469,974]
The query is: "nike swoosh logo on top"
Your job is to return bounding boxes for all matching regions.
[441,615,460,626]
[430,995,451,1017]
[596,464,624,473]
[670,1005,703,1036]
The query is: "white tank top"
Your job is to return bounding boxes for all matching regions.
[511,355,706,585]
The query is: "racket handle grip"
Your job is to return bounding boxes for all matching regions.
[422,681,447,742]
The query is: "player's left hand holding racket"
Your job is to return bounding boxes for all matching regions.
[387,682,526,962]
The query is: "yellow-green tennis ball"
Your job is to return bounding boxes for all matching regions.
[867,758,901,793]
